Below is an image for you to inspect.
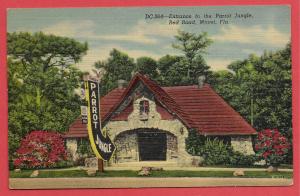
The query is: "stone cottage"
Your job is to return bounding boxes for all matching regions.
[64,73,256,166]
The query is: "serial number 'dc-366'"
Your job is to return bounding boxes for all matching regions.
[84,80,116,161]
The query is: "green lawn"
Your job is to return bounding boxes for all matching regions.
[9,169,293,178]
[201,164,293,169]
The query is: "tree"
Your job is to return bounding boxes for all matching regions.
[7,32,88,72]
[170,30,213,85]
[92,31,213,90]
[214,43,291,132]
[7,32,88,160]
[134,56,159,80]
[93,49,135,95]
[153,31,213,86]
[157,55,181,75]
[156,55,182,86]
[212,42,292,163]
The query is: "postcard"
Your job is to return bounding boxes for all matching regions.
[4,4,295,191]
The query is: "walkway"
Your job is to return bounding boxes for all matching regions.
[9,177,293,189]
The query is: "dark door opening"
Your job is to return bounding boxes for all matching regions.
[138,131,167,161]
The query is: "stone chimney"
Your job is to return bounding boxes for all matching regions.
[131,71,137,78]
[198,75,206,88]
[117,79,127,89]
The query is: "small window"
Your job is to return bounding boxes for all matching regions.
[139,100,149,115]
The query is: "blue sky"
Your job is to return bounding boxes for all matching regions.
[7,6,290,73]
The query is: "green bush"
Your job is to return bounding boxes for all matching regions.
[52,160,74,168]
[185,129,206,156]
[77,138,94,157]
[9,159,15,170]
[71,139,95,166]
[229,151,256,167]
[201,138,232,165]
[186,130,256,166]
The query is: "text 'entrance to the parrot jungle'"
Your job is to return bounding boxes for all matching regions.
[138,131,167,161]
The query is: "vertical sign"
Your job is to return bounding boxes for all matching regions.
[85,80,116,161]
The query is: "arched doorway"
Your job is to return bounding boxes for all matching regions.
[138,130,167,161]
[113,128,177,163]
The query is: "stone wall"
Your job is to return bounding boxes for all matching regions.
[114,131,139,163]
[104,96,196,166]
[231,136,255,155]
[166,133,178,160]
[66,138,78,161]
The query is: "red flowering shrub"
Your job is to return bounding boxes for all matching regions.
[255,129,290,166]
[14,130,68,169]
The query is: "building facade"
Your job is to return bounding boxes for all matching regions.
[64,74,256,167]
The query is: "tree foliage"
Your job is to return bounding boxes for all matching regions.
[94,49,135,95]
[7,32,88,71]
[134,56,159,80]
[8,32,88,159]
[212,43,291,133]
[170,30,213,85]
[93,30,213,95]
[212,43,292,163]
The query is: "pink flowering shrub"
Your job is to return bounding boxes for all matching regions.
[14,130,68,169]
[255,129,290,166]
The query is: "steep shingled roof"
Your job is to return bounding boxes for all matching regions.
[164,85,256,135]
[64,74,256,138]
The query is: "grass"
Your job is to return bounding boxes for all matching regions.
[201,164,293,169]
[10,169,293,179]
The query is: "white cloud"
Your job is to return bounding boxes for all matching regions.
[123,48,161,60]
[94,34,157,44]
[212,25,289,47]
[241,48,262,55]
[41,20,181,44]
[75,44,162,72]
[206,59,233,71]
[75,47,107,72]
[42,20,95,38]
[88,20,181,44]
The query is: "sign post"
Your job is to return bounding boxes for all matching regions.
[83,80,116,172]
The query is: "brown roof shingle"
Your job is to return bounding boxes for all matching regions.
[164,85,256,135]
